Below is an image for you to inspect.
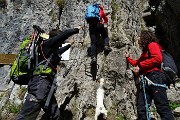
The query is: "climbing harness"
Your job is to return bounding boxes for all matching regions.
[141,75,168,120]
[144,76,168,89]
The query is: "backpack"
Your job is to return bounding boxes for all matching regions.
[161,50,178,87]
[85,3,100,23]
[10,25,54,85]
[10,36,32,85]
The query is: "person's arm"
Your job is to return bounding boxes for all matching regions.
[57,37,75,55]
[125,51,143,67]
[42,28,80,57]
[45,28,79,47]
[138,42,162,70]
[125,51,143,76]
[57,44,71,55]
[99,5,108,24]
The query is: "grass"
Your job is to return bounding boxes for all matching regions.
[18,87,27,100]
[117,114,125,120]
[7,102,23,114]
[169,102,180,110]
[111,0,120,23]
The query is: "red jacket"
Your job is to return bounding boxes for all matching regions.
[99,5,108,24]
[127,42,162,74]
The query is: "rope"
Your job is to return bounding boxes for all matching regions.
[40,41,57,71]
[141,75,168,120]
[141,75,151,120]
[144,76,168,89]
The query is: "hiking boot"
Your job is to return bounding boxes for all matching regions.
[91,56,97,64]
[104,46,112,54]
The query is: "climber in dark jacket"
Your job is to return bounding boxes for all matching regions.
[16,26,82,120]
[125,30,174,120]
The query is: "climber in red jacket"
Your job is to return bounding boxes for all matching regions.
[125,30,174,120]
[86,3,112,64]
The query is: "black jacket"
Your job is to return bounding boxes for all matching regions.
[42,28,79,58]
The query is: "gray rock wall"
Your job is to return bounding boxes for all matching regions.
[0,0,180,120]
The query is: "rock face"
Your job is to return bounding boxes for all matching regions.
[155,0,180,76]
[0,0,180,120]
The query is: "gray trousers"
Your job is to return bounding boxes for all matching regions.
[16,75,60,120]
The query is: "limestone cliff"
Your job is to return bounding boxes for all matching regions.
[0,0,180,120]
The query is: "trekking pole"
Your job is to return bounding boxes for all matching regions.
[28,25,45,69]
[44,76,57,109]
[141,75,151,120]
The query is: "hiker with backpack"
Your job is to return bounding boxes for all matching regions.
[125,30,174,120]
[85,3,112,64]
[16,26,82,120]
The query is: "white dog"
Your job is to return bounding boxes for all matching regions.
[95,78,107,120]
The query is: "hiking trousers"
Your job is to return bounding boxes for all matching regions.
[89,23,110,57]
[137,71,174,120]
[16,75,60,120]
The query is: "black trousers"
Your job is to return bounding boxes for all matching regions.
[16,76,60,120]
[137,71,174,120]
[89,23,110,57]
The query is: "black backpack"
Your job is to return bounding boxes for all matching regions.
[161,50,178,88]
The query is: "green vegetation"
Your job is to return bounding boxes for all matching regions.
[55,0,66,9]
[169,102,180,110]
[111,0,120,21]
[107,108,125,120]
[85,107,95,117]
[111,0,120,29]
[55,0,67,26]
[151,106,157,113]
[117,114,125,120]
[140,16,147,31]
[0,93,4,101]
[7,102,23,114]
[51,10,57,22]
[18,87,27,100]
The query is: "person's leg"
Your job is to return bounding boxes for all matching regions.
[98,24,109,46]
[89,24,98,62]
[16,99,41,120]
[98,24,112,54]
[152,86,174,120]
[137,88,152,120]
[41,96,60,120]
[147,71,174,120]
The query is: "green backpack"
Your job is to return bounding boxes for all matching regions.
[10,36,32,85]
[10,35,54,85]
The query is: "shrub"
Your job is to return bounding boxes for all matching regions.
[55,0,66,9]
